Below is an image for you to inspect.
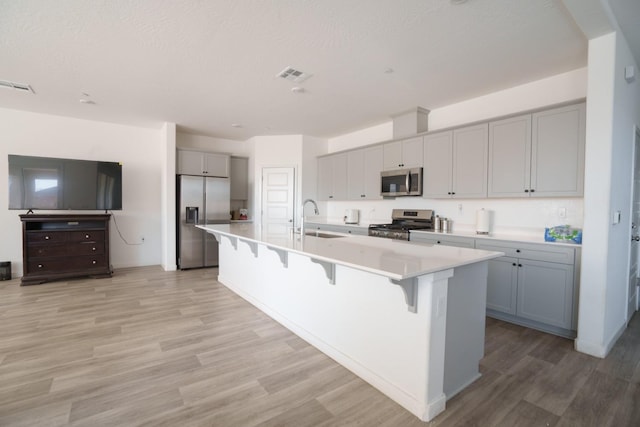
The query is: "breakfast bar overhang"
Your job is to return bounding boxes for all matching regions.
[198,224,503,422]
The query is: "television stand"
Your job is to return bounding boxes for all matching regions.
[20,214,113,285]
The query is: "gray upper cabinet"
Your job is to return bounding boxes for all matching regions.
[177,150,230,177]
[488,102,586,198]
[383,136,423,170]
[230,156,249,200]
[423,131,453,198]
[531,103,586,197]
[318,153,348,201]
[347,146,383,200]
[488,114,532,197]
[423,124,488,199]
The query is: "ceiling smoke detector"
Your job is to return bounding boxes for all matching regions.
[0,79,35,94]
[276,66,312,83]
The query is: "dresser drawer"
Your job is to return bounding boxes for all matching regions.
[27,231,67,243]
[28,243,67,258]
[68,230,105,242]
[28,255,107,273]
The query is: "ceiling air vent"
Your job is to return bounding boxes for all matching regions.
[276,67,312,83]
[0,79,35,94]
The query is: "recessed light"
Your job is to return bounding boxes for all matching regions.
[450,0,468,4]
[291,87,305,94]
[384,68,394,74]
[79,99,95,105]
[231,123,242,128]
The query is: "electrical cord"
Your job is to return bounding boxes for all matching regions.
[109,210,144,246]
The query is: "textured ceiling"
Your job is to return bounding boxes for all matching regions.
[0,0,589,140]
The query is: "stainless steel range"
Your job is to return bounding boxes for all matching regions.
[368,209,435,241]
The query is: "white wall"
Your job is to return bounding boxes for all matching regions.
[577,31,640,357]
[161,122,177,271]
[0,108,164,277]
[323,69,588,234]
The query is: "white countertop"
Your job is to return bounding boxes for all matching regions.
[305,218,581,248]
[410,229,582,248]
[198,223,503,281]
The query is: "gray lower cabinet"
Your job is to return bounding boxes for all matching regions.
[476,240,578,338]
[409,232,475,248]
[305,223,368,236]
[485,256,518,315]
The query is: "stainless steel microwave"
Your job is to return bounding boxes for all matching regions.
[380,167,422,197]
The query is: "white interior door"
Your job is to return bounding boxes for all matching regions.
[629,127,640,319]
[261,167,295,235]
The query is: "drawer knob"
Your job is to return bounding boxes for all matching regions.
[85,234,90,239]
[92,247,96,251]
[45,236,49,240]
[516,249,521,253]
[92,260,97,265]
[38,264,43,268]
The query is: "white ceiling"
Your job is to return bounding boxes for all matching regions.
[0,0,604,140]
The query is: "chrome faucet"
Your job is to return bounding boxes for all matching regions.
[300,199,319,236]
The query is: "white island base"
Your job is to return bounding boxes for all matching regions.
[201,225,497,422]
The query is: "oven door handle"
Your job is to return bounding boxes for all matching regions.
[406,172,410,193]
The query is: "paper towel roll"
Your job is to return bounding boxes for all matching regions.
[476,209,490,234]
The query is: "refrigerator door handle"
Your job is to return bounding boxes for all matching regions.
[186,206,199,224]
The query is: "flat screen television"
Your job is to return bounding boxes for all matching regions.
[8,155,123,211]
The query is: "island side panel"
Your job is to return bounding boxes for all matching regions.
[443,261,489,398]
[215,236,453,421]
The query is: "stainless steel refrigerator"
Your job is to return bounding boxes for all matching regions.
[177,175,230,269]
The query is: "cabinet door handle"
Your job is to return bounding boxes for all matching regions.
[524,189,529,193]
[530,189,535,193]
[516,249,521,253]
[518,264,523,267]
[437,241,441,244]
[512,263,517,266]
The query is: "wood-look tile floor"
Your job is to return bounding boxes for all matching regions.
[1,266,639,426]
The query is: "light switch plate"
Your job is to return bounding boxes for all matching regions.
[613,210,621,224]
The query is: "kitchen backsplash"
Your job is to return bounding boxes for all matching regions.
[322,197,584,234]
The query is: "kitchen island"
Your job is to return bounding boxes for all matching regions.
[198,223,502,422]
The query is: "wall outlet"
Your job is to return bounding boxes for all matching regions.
[559,207,566,218]
[458,204,463,215]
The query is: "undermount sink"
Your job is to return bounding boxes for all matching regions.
[304,232,345,239]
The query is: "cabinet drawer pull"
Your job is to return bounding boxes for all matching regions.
[512,263,517,266]
[518,264,523,267]
[45,236,50,240]
[38,264,43,268]
[92,247,96,251]
[85,234,90,239]
[516,249,521,253]
[92,260,97,265]
[524,189,529,193]
[437,241,441,244]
